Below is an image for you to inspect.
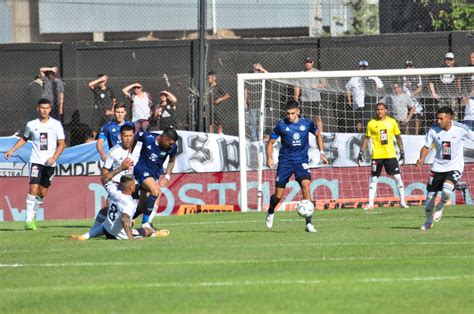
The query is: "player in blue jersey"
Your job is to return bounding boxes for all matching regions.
[96,103,135,162]
[265,100,329,233]
[133,127,179,227]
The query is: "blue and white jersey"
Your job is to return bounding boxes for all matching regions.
[98,120,134,149]
[270,117,317,165]
[134,131,178,177]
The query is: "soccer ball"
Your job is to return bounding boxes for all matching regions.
[296,200,314,218]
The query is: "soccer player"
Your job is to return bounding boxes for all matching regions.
[96,103,134,162]
[134,127,178,228]
[416,106,473,230]
[358,102,408,210]
[4,98,65,230]
[265,100,329,233]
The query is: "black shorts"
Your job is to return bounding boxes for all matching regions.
[427,170,463,192]
[29,163,55,188]
[371,158,401,177]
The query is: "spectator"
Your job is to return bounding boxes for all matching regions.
[345,60,384,133]
[294,57,328,132]
[64,110,93,147]
[463,51,474,93]
[402,60,424,135]
[40,66,65,122]
[380,82,416,134]
[206,71,231,134]
[88,74,117,138]
[461,84,474,130]
[26,75,43,123]
[122,82,152,132]
[150,90,178,130]
[428,52,462,119]
[244,63,268,141]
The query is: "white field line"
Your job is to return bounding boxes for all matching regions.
[0,275,472,293]
[1,240,473,254]
[0,255,472,269]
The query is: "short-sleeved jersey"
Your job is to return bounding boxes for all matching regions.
[366,116,401,159]
[23,118,65,166]
[270,117,317,164]
[102,182,137,240]
[97,120,134,149]
[104,144,140,183]
[134,131,178,176]
[424,121,473,172]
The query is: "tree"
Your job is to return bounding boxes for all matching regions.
[422,0,474,31]
[346,0,380,35]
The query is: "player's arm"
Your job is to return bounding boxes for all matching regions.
[357,136,370,165]
[4,136,28,160]
[159,155,176,187]
[315,130,329,164]
[266,138,276,168]
[394,134,406,165]
[96,138,107,162]
[416,146,430,167]
[46,139,65,166]
[121,213,135,240]
[101,158,133,184]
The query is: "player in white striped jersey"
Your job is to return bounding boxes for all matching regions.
[416,106,474,230]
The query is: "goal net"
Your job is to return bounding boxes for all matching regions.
[237,67,474,212]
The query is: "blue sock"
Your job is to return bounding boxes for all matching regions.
[143,195,158,223]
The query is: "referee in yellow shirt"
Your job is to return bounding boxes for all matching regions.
[358,102,409,210]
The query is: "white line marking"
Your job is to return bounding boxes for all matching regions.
[0,255,472,268]
[0,275,472,293]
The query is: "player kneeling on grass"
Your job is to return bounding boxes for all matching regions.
[265,100,329,233]
[358,102,409,210]
[71,158,168,240]
[416,106,473,231]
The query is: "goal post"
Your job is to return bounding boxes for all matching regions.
[238,66,474,212]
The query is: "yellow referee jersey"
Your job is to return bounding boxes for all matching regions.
[365,116,401,159]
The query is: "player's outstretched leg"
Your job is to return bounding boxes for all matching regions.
[305,215,317,233]
[421,192,437,230]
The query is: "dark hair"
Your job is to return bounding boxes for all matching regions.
[207,71,216,76]
[114,103,126,110]
[286,100,300,110]
[120,174,135,187]
[437,106,454,116]
[120,124,134,134]
[37,98,51,106]
[162,127,179,141]
[97,73,105,78]
[376,102,388,109]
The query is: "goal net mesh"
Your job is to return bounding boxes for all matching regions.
[239,68,474,211]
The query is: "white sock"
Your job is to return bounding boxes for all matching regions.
[34,196,43,217]
[435,182,454,212]
[368,176,378,206]
[425,192,437,224]
[25,194,36,222]
[148,204,159,224]
[394,174,406,203]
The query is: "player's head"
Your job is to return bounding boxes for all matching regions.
[436,106,454,130]
[114,103,127,122]
[120,174,136,194]
[160,127,178,149]
[285,100,300,123]
[120,124,135,149]
[37,98,51,119]
[375,102,388,119]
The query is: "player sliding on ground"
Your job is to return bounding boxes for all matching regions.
[265,100,329,233]
[71,158,165,240]
[416,106,473,230]
[358,102,409,210]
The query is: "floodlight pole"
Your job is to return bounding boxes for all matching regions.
[197,0,207,132]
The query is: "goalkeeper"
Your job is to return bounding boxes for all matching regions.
[358,102,409,210]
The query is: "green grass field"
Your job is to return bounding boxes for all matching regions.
[1,206,473,314]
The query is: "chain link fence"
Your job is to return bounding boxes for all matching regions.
[0,1,472,144]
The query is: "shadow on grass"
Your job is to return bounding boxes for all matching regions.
[0,228,24,232]
[39,225,89,229]
[390,226,421,230]
[204,230,287,234]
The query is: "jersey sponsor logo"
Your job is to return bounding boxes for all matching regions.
[292,132,301,146]
[160,151,167,156]
[441,141,451,160]
[40,132,48,150]
[150,153,159,162]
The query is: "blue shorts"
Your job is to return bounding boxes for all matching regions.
[133,166,162,187]
[275,162,311,188]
